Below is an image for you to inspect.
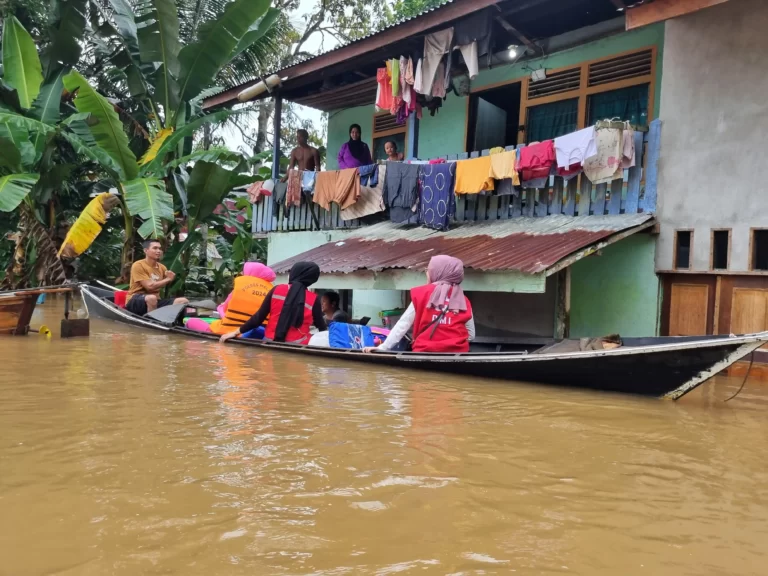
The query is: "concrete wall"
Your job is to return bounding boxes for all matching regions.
[466,276,556,338]
[570,234,660,338]
[656,0,768,272]
[326,23,664,159]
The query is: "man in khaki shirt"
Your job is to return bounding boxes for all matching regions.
[125,240,188,315]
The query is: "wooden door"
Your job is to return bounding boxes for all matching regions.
[731,289,768,336]
[669,284,709,336]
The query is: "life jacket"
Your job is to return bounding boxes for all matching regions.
[209,276,273,335]
[410,283,472,353]
[263,283,317,344]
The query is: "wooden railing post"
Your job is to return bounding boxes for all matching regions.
[641,118,661,213]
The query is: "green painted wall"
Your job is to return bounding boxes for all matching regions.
[569,234,660,338]
[325,23,665,160]
[417,94,468,158]
[326,106,374,170]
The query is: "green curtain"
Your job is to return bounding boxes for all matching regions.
[526,98,578,143]
[588,84,649,127]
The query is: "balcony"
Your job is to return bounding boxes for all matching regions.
[251,119,660,234]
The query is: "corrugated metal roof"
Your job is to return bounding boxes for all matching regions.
[271,214,654,276]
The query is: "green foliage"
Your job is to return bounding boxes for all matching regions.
[0,174,39,212]
[122,177,174,238]
[1,16,43,109]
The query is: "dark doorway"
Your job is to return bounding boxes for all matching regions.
[466,82,521,152]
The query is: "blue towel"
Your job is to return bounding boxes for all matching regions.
[359,164,378,187]
[241,326,266,340]
[329,323,375,349]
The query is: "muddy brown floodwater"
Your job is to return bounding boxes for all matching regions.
[2,299,768,576]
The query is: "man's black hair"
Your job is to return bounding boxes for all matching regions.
[143,239,162,250]
[297,128,309,139]
[322,291,340,309]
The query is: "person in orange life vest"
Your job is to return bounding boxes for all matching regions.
[219,262,327,345]
[186,262,276,334]
[363,255,475,353]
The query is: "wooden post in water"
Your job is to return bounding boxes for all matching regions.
[555,268,571,340]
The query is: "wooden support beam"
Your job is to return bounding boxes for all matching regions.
[555,268,571,340]
[626,0,729,30]
[496,16,538,52]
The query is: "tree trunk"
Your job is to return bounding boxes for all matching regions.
[117,198,134,285]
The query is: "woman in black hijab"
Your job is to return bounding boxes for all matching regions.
[337,123,373,169]
[219,262,327,344]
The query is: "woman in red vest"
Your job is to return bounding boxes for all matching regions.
[219,262,327,345]
[364,255,475,353]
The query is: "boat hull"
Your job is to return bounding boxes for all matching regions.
[80,285,766,400]
[0,294,37,335]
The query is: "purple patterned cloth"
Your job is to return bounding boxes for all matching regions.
[419,163,456,230]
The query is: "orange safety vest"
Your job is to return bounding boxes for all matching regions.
[209,276,273,335]
[263,283,317,344]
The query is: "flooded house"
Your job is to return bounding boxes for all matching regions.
[204,0,762,349]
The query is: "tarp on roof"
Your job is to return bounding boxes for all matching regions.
[271,214,654,277]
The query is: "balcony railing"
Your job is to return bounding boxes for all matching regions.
[252,119,660,233]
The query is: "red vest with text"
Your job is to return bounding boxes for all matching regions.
[410,284,472,353]
[264,283,317,344]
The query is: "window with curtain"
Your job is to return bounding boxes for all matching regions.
[525,98,578,143]
[588,84,649,127]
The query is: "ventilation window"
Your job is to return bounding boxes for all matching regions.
[374,113,399,133]
[675,230,692,270]
[752,230,768,271]
[527,67,581,100]
[711,230,730,270]
[588,49,653,87]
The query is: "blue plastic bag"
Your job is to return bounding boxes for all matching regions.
[241,326,266,340]
[329,323,375,349]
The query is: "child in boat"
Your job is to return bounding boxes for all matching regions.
[186,262,276,335]
[363,255,475,353]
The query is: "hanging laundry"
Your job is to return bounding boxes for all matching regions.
[489,150,520,186]
[376,68,394,111]
[246,180,265,203]
[342,165,387,221]
[404,57,415,85]
[431,62,447,98]
[383,162,420,224]
[428,158,446,164]
[286,169,302,207]
[359,164,379,187]
[518,141,555,183]
[390,58,400,97]
[301,170,316,194]
[400,56,410,106]
[314,168,361,211]
[583,128,623,184]
[453,9,493,78]
[489,147,505,155]
[621,127,636,169]
[495,179,518,196]
[554,127,596,170]
[420,28,453,96]
[455,156,495,194]
[414,59,424,93]
[420,163,456,231]
[273,180,288,206]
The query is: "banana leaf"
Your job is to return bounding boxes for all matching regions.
[185,161,235,230]
[41,0,87,77]
[63,70,139,181]
[138,127,174,166]
[0,174,40,212]
[138,108,235,175]
[164,148,245,170]
[137,0,181,113]
[1,17,43,110]
[175,0,270,118]
[122,177,174,238]
[230,8,280,61]
[58,192,121,258]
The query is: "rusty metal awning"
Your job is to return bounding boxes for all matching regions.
[271,214,654,277]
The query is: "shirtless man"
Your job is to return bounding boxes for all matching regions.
[286,129,320,175]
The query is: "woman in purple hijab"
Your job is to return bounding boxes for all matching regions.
[337,123,373,169]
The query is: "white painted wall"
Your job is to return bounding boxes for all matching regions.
[656,0,768,272]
